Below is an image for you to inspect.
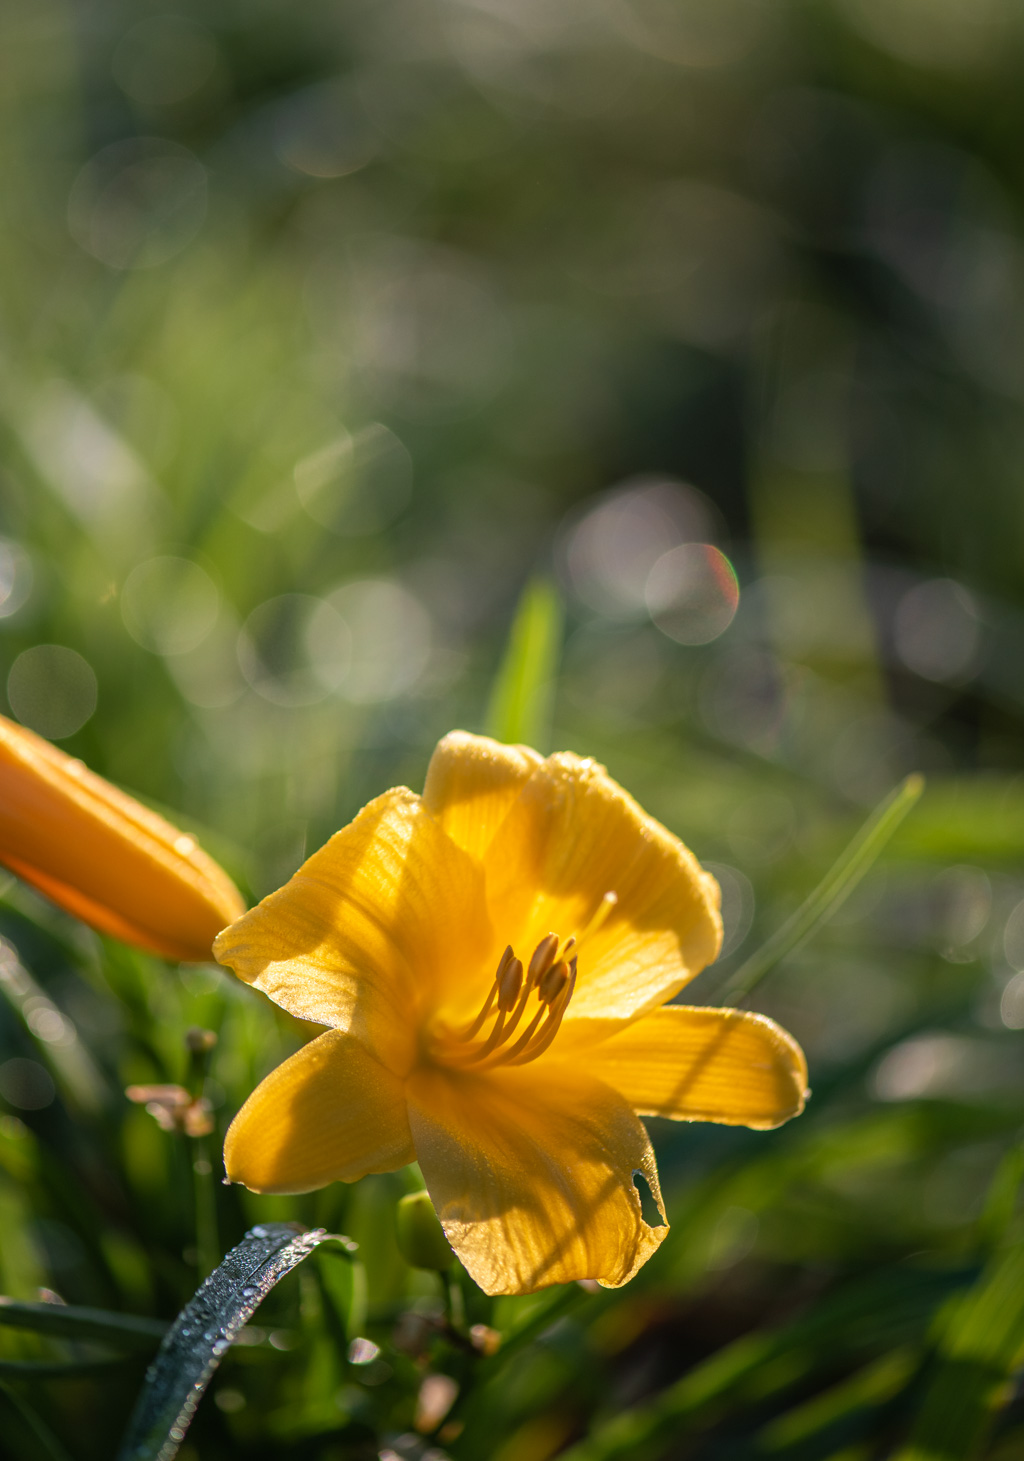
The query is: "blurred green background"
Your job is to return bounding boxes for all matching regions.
[4,0,1024,1457]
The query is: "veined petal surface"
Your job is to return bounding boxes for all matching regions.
[569,1005,809,1128]
[213,789,493,1073]
[482,752,722,1027]
[0,714,243,962]
[224,1030,414,1194]
[422,731,544,865]
[407,1062,667,1295]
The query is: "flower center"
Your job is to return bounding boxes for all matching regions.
[431,892,617,1072]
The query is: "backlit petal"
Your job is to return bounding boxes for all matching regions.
[0,714,243,962]
[572,1005,808,1128]
[407,1062,667,1295]
[422,730,543,865]
[213,788,493,1073]
[224,1029,414,1194]
[482,752,721,1027]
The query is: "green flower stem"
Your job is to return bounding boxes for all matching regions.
[193,1136,219,1281]
[185,1029,219,1279]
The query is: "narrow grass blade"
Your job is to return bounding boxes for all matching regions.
[894,1238,1024,1461]
[724,774,924,1002]
[0,1355,137,1377]
[117,1222,346,1461]
[756,1346,917,1453]
[485,578,563,751]
[0,1298,167,1350]
[557,1264,953,1461]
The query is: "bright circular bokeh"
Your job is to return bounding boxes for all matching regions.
[294,423,412,537]
[7,644,98,740]
[68,137,207,270]
[121,555,220,657]
[646,542,740,645]
[238,594,351,707]
[0,538,33,620]
[323,579,432,703]
[564,477,718,619]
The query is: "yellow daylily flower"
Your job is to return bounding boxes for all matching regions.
[215,731,808,1296]
[0,713,244,961]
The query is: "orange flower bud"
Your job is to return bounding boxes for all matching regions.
[0,714,244,961]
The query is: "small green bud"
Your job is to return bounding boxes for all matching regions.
[396,1190,452,1272]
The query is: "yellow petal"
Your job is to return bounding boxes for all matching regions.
[406,1062,667,1295]
[422,730,544,865]
[572,1005,808,1129]
[213,788,493,1073]
[0,714,243,962]
[224,1029,414,1193]
[482,752,722,1027]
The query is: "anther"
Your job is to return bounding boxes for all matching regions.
[528,933,559,984]
[538,960,568,1004]
[497,956,524,1012]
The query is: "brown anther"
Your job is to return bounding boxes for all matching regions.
[497,956,524,1012]
[528,933,559,983]
[539,960,569,1004]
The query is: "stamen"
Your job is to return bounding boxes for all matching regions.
[506,959,577,1066]
[458,946,513,1040]
[538,959,569,1004]
[495,1002,551,1063]
[497,956,524,1012]
[528,933,559,984]
[436,934,582,1071]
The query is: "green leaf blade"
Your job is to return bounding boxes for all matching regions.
[117,1222,346,1461]
[894,1242,1024,1461]
[725,773,925,1002]
[0,1298,167,1351]
[485,579,564,751]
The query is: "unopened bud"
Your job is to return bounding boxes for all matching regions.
[396,1190,453,1272]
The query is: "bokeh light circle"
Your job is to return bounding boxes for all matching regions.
[68,137,207,270]
[0,539,33,620]
[0,1057,55,1111]
[273,80,379,179]
[294,424,412,536]
[893,577,980,684]
[111,16,218,106]
[121,556,220,657]
[564,477,717,619]
[7,645,98,740]
[238,595,351,707]
[324,579,432,703]
[646,543,740,645]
